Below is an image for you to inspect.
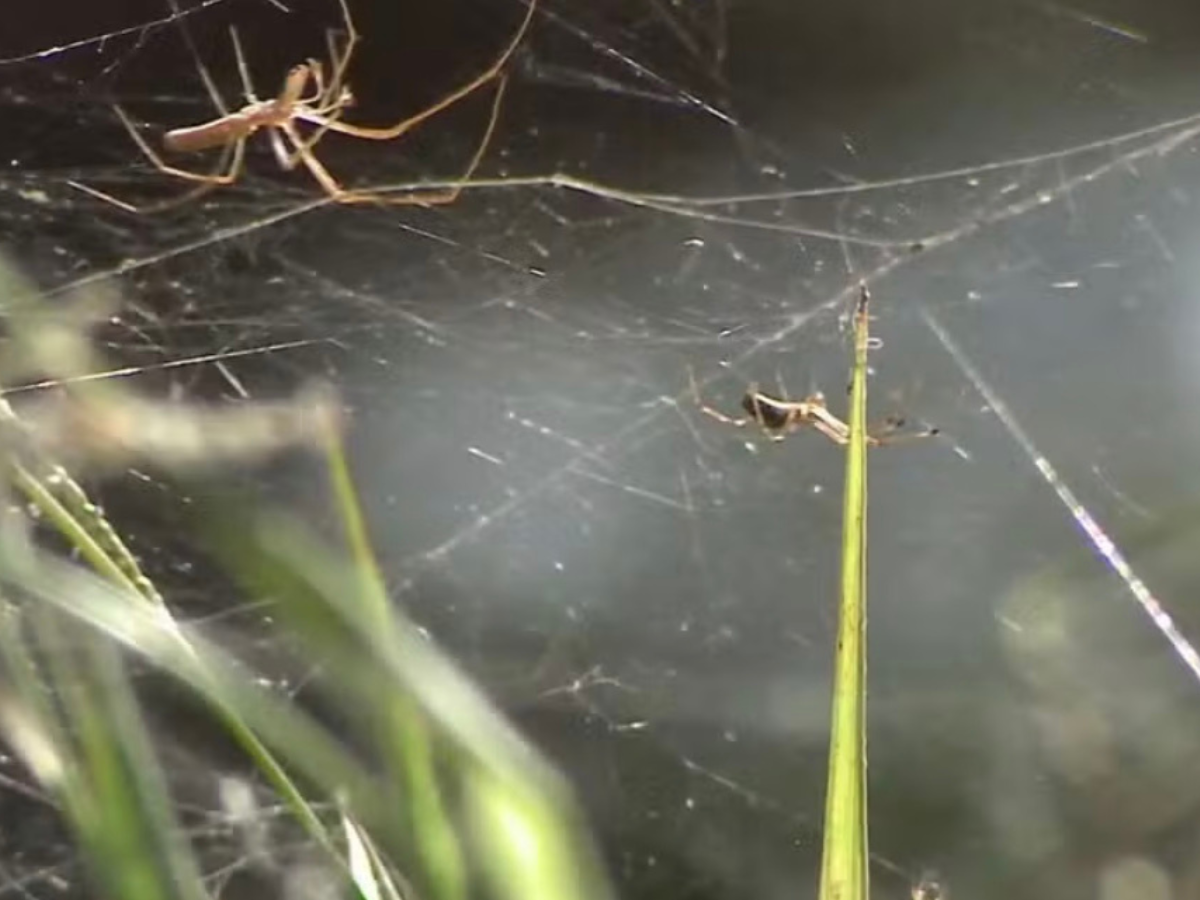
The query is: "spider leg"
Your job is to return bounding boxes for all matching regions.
[320,0,536,142]
[277,115,449,210]
[700,408,753,429]
[338,74,509,206]
[279,108,348,171]
[289,59,328,107]
[807,417,850,446]
[285,1,516,207]
[808,404,937,447]
[278,120,352,200]
[324,0,362,103]
[688,366,751,428]
[70,154,237,213]
[864,409,940,446]
[171,9,234,116]
[114,105,245,186]
[869,413,905,434]
[869,424,940,446]
[271,59,355,173]
[72,106,246,213]
[802,398,854,443]
[287,0,357,115]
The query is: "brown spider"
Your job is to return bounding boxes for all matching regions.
[75,0,537,212]
[688,367,938,447]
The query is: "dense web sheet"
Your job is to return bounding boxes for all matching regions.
[5,0,1200,898]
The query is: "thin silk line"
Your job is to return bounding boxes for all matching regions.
[921,307,1200,685]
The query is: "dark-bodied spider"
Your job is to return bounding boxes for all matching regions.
[688,367,939,447]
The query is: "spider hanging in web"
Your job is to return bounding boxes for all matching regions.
[688,367,939,447]
[75,0,537,212]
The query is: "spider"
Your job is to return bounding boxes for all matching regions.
[75,0,537,212]
[688,368,939,447]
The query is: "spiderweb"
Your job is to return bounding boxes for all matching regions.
[4,0,1200,898]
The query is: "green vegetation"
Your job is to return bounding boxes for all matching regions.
[0,255,882,900]
[0,252,613,900]
[818,285,872,900]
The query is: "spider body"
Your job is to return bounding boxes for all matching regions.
[741,391,798,432]
[76,0,537,212]
[161,62,334,156]
[690,368,936,448]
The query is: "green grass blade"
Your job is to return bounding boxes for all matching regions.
[0,604,209,900]
[321,415,468,900]
[467,761,613,900]
[0,251,338,866]
[213,513,615,900]
[8,458,149,602]
[0,249,615,900]
[818,284,872,900]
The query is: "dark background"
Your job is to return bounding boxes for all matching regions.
[4,1,1200,898]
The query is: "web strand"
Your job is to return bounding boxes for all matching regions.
[922,307,1200,686]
